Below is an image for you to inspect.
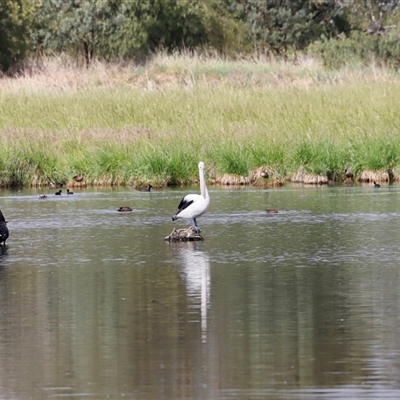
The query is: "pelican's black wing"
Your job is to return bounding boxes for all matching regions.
[177,194,200,213]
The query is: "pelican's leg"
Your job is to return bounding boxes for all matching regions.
[192,218,201,233]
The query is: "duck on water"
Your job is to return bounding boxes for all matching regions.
[117,207,133,212]
[139,185,152,192]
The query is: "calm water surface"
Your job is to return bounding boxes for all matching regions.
[0,184,400,399]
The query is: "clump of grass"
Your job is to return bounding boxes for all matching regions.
[134,150,198,185]
[355,137,400,172]
[247,142,285,168]
[3,158,32,187]
[290,140,352,181]
[164,154,198,185]
[213,143,250,176]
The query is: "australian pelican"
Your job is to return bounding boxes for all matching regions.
[172,161,210,233]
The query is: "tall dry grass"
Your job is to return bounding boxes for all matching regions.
[2,53,399,93]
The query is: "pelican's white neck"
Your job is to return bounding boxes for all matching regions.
[199,162,209,200]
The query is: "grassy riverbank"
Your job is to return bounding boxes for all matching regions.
[1,54,400,187]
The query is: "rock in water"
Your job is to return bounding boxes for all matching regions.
[164,227,204,242]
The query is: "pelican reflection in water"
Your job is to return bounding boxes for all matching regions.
[172,241,210,342]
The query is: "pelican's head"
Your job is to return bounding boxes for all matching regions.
[198,161,205,169]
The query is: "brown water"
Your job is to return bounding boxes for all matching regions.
[0,184,400,399]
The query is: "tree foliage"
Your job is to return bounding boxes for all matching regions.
[30,0,248,66]
[230,0,344,55]
[32,0,146,66]
[0,0,41,71]
[341,0,400,32]
[0,0,400,71]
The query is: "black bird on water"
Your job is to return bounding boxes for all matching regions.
[0,210,9,247]
[117,207,133,212]
[373,181,381,188]
[55,190,62,195]
[67,189,74,195]
[139,185,152,192]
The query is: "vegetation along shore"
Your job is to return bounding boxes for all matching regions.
[1,1,400,188]
[1,55,400,188]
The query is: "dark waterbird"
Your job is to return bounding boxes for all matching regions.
[374,181,381,188]
[139,185,152,192]
[0,210,9,247]
[345,167,354,179]
[117,207,133,212]
[73,174,84,182]
[38,195,48,199]
[55,190,62,195]
[67,189,74,195]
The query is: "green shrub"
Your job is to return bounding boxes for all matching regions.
[310,31,400,69]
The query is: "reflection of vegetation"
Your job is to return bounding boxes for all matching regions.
[1,58,400,187]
